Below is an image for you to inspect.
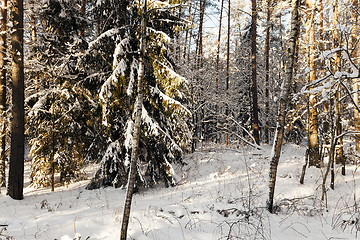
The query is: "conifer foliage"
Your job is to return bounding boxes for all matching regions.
[86,0,191,189]
[26,0,101,188]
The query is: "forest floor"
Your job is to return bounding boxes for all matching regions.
[1,144,360,239]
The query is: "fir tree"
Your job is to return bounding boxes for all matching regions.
[87,0,191,189]
[26,0,102,188]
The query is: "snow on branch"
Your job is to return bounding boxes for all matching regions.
[148,27,171,43]
[320,47,359,79]
[127,58,138,96]
[302,47,360,96]
[88,28,120,51]
[150,85,191,116]
[155,60,187,84]
[141,105,182,153]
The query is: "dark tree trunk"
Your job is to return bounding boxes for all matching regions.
[264,0,271,144]
[215,0,224,144]
[79,0,86,37]
[120,0,147,239]
[225,0,230,146]
[183,0,192,62]
[0,0,7,188]
[198,0,205,148]
[251,0,260,144]
[8,0,24,200]
[267,0,300,213]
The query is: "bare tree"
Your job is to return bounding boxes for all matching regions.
[267,0,300,213]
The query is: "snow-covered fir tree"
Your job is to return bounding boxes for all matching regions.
[86,0,191,189]
[26,0,103,187]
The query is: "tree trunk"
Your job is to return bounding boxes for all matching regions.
[267,0,300,213]
[251,0,260,144]
[215,0,224,144]
[120,0,147,239]
[8,0,24,200]
[0,0,7,188]
[30,0,36,43]
[332,0,344,172]
[183,0,192,62]
[225,0,230,146]
[352,0,360,152]
[264,0,271,144]
[322,99,335,201]
[306,0,320,167]
[79,0,86,37]
[197,0,205,148]
[197,0,205,68]
[319,0,330,146]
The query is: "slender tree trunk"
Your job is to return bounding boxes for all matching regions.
[79,0,86,37]
[352,0,360,152]
[215,0,224,144]
[30,0,36,43]
[8,0,24,200]
[267,0,300,213]
[0,0,7,188]
[264,0,271,144]
[197,0,205,68]
[322,99,335,201]
[306,0,319,167]
[225,0,230,146]
[51,103,55,192]
[251,0,260,144]
[332,0,344,172]
[183,0,192,62]
[319,0,330,146]
[120,1,147,239]
[197,0,205,148]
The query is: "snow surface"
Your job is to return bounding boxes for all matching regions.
[1,144,360,239]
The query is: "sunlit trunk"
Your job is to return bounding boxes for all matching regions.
[8,0,24,200]
[0,0,6,188]
[306,0,319,167]
[267,0,300,213]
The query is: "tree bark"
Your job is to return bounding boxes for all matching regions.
[225,0,230,146]
[267,0,300,213]
[197,0,205,69]
[8,0,24,200]
[264,0,271,144]
[322,99,335,201]
[215,0,224,144]
[251,0,260,144]
[197,0,205,148]
[183,0,192,63]
[306,0,319,167]
[352,0,360,152]
[120,0,147,239]
[0,0,7,188]
[79,0,86,37]
[332,0,344,172]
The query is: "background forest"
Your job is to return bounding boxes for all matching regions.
[2,0,360,239]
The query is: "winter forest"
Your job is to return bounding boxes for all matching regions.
[2,0,360,239]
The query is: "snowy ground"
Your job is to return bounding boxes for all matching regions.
[1,144,360,239]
